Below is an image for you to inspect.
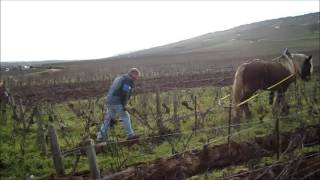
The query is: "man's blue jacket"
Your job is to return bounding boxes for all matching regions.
[106,74,134,107]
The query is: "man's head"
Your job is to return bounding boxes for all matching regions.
[128,68,141,81]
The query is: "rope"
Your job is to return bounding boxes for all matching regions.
[266,73,295,90]
[237,73,295,107]
[237,93,261,107]
[217,72,296,107]
[220,94,230,100]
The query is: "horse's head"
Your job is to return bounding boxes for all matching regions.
[281,48,313,81]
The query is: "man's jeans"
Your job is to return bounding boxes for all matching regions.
[97,104,134,141]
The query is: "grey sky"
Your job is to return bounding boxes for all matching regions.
[1,1,319,62]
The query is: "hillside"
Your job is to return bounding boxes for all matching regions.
[54,12,319,76]
[4,12,319,83]
[112,12,319,59]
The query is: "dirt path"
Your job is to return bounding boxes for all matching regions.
[12,71,234,104]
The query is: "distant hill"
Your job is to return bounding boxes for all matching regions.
[6,12,319,82]
[111,12,319,60]
[1,60,68,67]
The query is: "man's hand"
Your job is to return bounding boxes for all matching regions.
[123,106,133,112]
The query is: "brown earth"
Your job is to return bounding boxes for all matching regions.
[11,70,235,105]
[224,152,320,180]
[42,124,320,180]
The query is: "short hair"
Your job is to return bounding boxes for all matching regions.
[128,68,141,76]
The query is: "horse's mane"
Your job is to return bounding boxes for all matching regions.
[271,55,296,74]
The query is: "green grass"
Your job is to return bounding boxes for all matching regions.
[0,74,319,179]
[189,145,320,180]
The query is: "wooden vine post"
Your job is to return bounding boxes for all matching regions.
[36,107,47,156]
[275,115,280,160]
[194,95,198,133]
[48,122,65,176]
[84,138,101,180]
[272,105,280,160]
[156,86,165,134]
[173,89,180,132]
[141,81,148,122]
[227,90,232,155]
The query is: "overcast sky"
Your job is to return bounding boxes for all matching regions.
[1,1,319,62]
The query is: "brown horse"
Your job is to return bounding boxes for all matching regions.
[232,48,313,123]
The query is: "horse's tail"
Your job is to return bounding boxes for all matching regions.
[232,65,245,123]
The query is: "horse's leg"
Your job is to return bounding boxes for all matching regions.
[232,106,242,124]
[232,90,243,127]
[241,88,255,121]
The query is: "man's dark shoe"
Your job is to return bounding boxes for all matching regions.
[95,140,103,144]
[127,135,140,141]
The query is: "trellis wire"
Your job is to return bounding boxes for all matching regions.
[220,152,320,180]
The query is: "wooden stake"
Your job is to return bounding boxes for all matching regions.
[156,86,164,134]
[276,115,280,160]
[228,92,232,155]
[194,96,198,133]
[36,108,47,156]
[48,123,65,176]
[84,139,101,180]
[173,89,180,132]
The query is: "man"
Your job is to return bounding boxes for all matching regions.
[96,68,140,142]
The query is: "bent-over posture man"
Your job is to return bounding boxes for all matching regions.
[96,68,140,142]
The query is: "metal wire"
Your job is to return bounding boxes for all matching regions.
[220,152,320,180]
[61,107,319,156]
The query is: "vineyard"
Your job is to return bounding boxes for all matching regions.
[0,64,319,179]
